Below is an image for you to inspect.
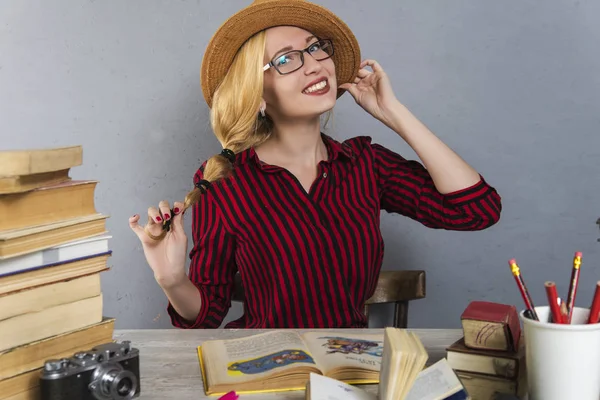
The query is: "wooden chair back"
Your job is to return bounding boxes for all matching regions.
[231,270,426,328]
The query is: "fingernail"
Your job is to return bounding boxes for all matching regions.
[164,214,170,220]
[132,214,138,218]
[173,207,180,214]
[155,216,162,222]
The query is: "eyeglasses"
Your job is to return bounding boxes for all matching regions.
[263,39,334,75]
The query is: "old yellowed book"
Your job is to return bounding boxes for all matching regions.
[0,169,71,195]
[460,301,521,352]
[0,318,115,380]
[378,328,429,400]
[0,368,40,400]
[446,337,525,379]
[0,146,82,177]
[198,330,384,396]
[0,214,108,259]
[305,359,469,400]
[0,274,101,321]
[0,294,103,352]
[0,180,98,231]
[456,370,527,400]
[3,388,39,400]
[0,253,110,296]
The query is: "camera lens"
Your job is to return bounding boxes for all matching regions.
[109,371,137,399]
[117,378,132,395]
[89,363,138,399]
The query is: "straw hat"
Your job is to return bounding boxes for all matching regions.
[200,0,361,107]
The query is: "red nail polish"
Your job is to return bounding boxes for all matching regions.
[156,216,162,222]
[132,214,138,218]
[164,214,170,220]
[174,207,180,214]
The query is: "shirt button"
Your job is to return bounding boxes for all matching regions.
[323,172,328,178]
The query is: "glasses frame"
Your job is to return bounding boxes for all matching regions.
[263,39,334,75]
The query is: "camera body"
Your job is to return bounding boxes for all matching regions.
[39,341,140,400]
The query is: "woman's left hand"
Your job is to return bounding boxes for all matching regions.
[339,59,398,123]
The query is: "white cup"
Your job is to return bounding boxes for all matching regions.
[520,306,600,400]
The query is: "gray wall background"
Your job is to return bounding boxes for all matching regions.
[1,0,599,329]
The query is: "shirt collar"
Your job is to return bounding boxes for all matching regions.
[236,133,354,171]
[323,133,355,161]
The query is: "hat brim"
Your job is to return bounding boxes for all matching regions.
[201,0,361,107]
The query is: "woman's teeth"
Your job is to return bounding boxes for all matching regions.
[303,81,327,94]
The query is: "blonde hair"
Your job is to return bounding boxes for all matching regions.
[182,31,271,213]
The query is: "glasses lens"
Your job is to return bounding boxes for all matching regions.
[273,51,303,74]
[271,40,333,75]
[308,40,333,60]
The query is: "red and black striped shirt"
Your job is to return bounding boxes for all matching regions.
[167,134,502,329]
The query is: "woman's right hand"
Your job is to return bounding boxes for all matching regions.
[128,200,188,288]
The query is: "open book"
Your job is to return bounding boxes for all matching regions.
[197,330,384,395]
[306,359,470,400]
[379,327,428,399]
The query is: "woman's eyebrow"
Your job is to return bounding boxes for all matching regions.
[270,35,317,59]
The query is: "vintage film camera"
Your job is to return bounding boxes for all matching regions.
[39,341,140,400]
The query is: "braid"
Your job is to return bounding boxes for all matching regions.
[146,31,271,242]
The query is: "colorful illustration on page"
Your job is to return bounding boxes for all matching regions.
[227,349,315,376]
[319,336,383,357]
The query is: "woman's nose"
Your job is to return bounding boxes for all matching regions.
[303,53,323,75]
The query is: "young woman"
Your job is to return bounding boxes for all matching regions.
[129,0,502,329]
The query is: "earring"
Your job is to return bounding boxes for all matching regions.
[259,107,266,118]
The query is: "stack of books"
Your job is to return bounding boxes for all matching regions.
[446,301,527,400]
[0,146,115,400]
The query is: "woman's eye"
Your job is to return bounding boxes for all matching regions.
[275,55,290,66]
[308,43,322,52]
[275,53,299,66]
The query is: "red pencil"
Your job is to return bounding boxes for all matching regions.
[545,281,564,324]
[588,281,600,324]
[508,259,538,321]
[565,251,582,324]
[560,301,568,322]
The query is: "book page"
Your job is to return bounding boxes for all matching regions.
[405,359,463,400]
[202,331,320,385]
[307,373,377,400]
[301,332,384,375]
[378,328,402,400]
